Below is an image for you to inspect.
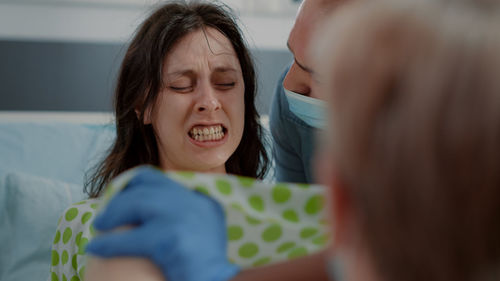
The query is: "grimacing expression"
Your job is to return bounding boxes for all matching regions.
[145,27,245,173]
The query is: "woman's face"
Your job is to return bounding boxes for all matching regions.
[146,27,245,173]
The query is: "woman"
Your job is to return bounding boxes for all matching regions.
[49,2,271,281]
[86,1,269,196]
[72,1,500,281]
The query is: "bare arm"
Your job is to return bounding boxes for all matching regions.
[84,251,329,281]
[233,251,329,281]
[84,257,165,281]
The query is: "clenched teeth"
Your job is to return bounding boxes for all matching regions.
[189,125,225,142]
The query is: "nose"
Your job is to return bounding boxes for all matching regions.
[195,84,221,113]
[283,62,312,96]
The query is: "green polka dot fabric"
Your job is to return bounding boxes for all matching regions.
[49,167,330,280]
[49,198,98,281]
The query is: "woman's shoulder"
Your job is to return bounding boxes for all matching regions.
[58,198,102,226]
[50,198,103,281]
[55,198,103,245]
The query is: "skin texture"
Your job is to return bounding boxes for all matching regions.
[85,257,165,281]
[85,226,166,281]
[85,28,245,281]
[283,0,332,99]
[86,1,338,281]
[145,27,245,174]
[230,1,342,280]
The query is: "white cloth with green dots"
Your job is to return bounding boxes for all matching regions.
[49,169,330,281]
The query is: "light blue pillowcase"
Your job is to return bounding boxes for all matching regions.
[0,170,86,281]
[0,122,115,185]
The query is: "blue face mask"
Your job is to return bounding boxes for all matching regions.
[284,88,327,129]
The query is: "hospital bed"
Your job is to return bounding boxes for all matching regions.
[0,111,272,281]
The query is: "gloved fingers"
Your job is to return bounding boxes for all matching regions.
[208,263,240,281]
[92,190,145,231]
[85,226,154,258]
[94,171,195,231]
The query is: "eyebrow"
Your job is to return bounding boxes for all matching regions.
[212,66,238,73]
[287,42,314,74]
[166,69,194,78]
[166,66,238,77]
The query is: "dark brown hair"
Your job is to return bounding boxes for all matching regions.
[85,1,270,197]
[319,1,500,280]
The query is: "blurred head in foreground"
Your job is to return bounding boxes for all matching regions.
[312,0,500,280]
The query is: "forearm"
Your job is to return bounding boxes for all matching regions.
[84,252,329,281]
[232,251,330,281]
[84,257,166,281]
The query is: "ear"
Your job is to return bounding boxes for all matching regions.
[323,168,359,255]
[329,174,353,243]
[313,144,357,248]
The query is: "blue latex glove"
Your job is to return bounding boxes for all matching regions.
[85,167,239,281]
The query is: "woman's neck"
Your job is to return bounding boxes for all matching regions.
[159,160,227,174]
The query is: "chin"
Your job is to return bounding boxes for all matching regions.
[181,159,226,173]
[189,152,232,171]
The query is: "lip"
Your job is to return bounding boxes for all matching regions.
[187,123,228,148]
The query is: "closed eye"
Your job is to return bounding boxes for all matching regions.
[170,86,193,93]
[216,82,236,90]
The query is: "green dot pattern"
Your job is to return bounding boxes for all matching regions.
[312,234,330,246]
[62,250,69,265]
[72,254,77,271]
[300,227,318,239]
[53,231,61,244]
[228,225,244,241]
[89,225,96,236]
[282,209,300,223]
[305,195,324,215]
[177,171,196,179]
[81,212,92,225]
[248,195,265,212]
[75,232,82,245]
[262,224,282,242]
[272,184,291,203]
[50,169,330,278]
[288,247,308,259]
[65,208,78,222]
[50,198,100,280]
[253,256,271,266]
[51,250,59,266]
[78,238,89,255]
[195,185,210,196]
[237,177,255,188]
[245,215,262,225]
[216,179,233,195]
[277,242,296,253]
[79,267,85,280]
[62,227,72,244]
[238,242,259,258]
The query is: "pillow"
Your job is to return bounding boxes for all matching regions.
[0,171,86,281]
[0,122,115,185]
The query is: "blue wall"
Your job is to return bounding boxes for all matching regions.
[0,40,291,115]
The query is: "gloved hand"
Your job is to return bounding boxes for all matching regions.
[85,166,239,281]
